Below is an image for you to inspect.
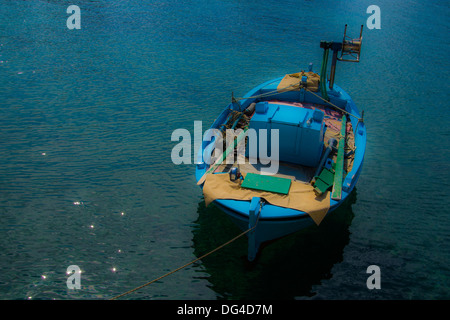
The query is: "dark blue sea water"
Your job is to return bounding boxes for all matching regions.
[0,0,448,300]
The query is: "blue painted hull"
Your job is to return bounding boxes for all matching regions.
[195,75,366,260]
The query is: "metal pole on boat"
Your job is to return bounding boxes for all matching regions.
[320,25,364,91]
[319,41,341,93]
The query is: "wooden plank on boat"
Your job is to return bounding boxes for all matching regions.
[331,115,346,200]
[197,129,248,186]
[241,173,291,195]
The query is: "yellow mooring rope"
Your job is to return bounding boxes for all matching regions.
[110,210,261,300]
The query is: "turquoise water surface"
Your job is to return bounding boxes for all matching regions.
[0,0,449,300]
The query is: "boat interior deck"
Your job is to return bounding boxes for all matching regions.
[215,155,316,183]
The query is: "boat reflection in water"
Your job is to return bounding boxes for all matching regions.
[192,189,357,300]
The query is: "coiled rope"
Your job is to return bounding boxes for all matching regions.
[110,206,262,300]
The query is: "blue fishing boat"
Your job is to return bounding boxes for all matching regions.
[195,26,366,261]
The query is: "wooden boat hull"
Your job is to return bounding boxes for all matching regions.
[195,75,366,261]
